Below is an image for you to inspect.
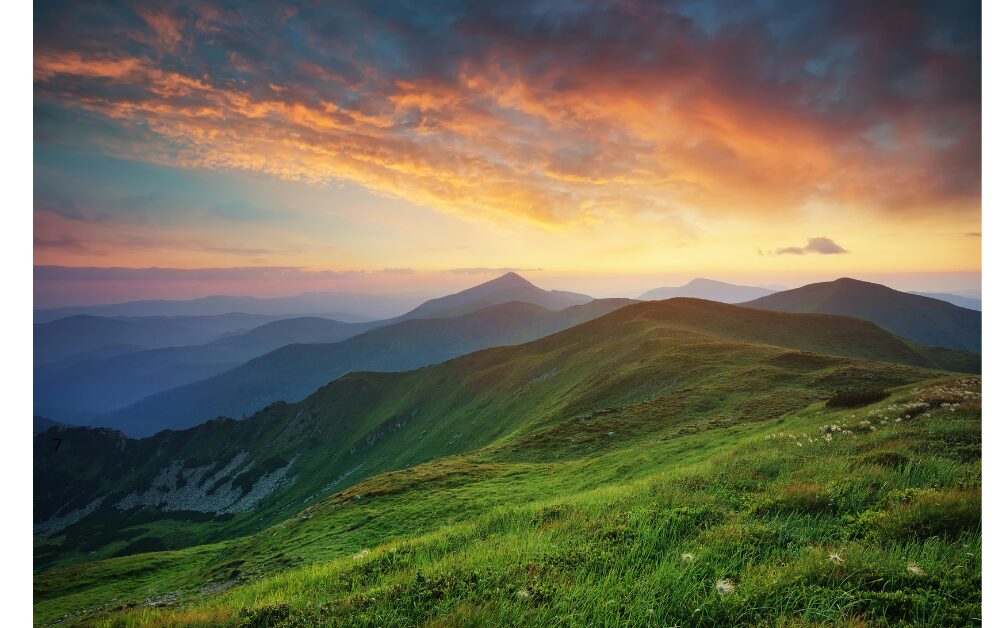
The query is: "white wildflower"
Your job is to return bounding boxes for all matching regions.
[715,579,735,596]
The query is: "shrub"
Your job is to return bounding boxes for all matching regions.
[826,388,890,408]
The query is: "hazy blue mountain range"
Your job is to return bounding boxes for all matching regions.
[639,278,775,302]
[35,317,382,423]
[33,313,316,366]
[911,291,981,311]
[34,292,417,323]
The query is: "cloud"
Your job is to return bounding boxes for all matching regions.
[775,237,849,255]
[378,268,415,275]
[446,267,543,275]
[32,0,981,230]
[33,265,365,282]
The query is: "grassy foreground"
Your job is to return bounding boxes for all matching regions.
[36,376,980,626]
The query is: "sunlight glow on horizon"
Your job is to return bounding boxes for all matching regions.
[33,1,981,303]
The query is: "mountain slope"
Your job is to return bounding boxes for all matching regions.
[97,299,636,436]
[743,278,981,353]
[35,299,976,575]
[34,317,380,423]
[397,272,591,320]
[640,278,775,302]
[36,375,981,627]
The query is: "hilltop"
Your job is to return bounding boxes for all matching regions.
[743,278,981,353]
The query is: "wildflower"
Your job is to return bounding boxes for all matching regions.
[823,434,833,442]
[895,418,902,423]
[906,562,925,577]
[828,552,845,566]
[353,549,370,560]
[681,553,695,563]
[516,589,532,601]
[796,442,803,447]
[715,579,735,596]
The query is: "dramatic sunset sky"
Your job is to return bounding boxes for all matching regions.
[33,0,981,304]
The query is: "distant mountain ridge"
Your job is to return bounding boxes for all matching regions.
[35,316,382,423]
[911,292,981,311]
[640,278,775,303]
[34,313,305,366]
[34,292,418,323]
[96,298,634,436]
[397,272,592,320]
[743,278,981,353]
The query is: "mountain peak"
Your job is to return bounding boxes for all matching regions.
[487,271,534,288]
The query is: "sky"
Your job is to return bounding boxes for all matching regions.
[33,0,982,304]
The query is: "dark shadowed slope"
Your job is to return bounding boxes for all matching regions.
[35,317,381,423]
[35,298,974,575]
[98,299,636,436]
[640,278,775,302]
[397,272,591,320]
[743,278,981,353]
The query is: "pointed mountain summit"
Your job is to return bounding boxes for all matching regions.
[398,272,592,320]
[743,277,981,353]
[640,278,775,303]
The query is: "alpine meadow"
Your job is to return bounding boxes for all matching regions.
[31,1,983,626]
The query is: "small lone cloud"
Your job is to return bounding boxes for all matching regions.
[966,232,981,238]
[775,237,848,256]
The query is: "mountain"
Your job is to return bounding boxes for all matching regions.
[34,299,978,594]
[912,291,982,311]
[33,416,67,434]
[640,278,775,302]
[397,272,592,320]
[34,317,381,423]
[34,292,420,323]
[95,299,637,436]
[33,313,322,366]
[743,278,981,353]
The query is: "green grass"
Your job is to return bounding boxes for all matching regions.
[35,377,981,626]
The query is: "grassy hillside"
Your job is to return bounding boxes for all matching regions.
[97,299,635,436]
[743,278,981,354]
[35,375,981,626]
